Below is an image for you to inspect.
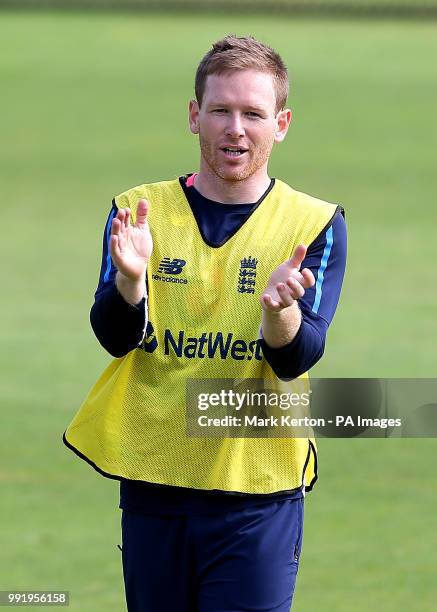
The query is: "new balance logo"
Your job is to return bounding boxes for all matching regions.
[153,257,188,285]
[157,258,186,275]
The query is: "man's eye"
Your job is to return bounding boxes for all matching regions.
[212,109,227,113]
[246,112,261,118]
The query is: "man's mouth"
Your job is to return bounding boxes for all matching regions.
[221,147,248,158]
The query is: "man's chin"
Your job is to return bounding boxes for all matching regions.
[215,166,253,182]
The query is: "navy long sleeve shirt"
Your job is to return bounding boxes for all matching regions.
[90,175,347,513]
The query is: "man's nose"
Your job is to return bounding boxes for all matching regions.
[225,113,245,138]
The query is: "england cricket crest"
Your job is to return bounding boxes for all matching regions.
[237,256,258,295]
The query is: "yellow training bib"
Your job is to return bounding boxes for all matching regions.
[64,177,337,494]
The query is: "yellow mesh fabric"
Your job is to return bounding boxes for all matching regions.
[64,178,337,493]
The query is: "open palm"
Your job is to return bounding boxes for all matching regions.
[260,244,315,312]
[109,199,153,281]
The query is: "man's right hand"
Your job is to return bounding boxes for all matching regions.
[110,199,153,304]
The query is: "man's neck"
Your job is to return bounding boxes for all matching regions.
[194,164,271,205]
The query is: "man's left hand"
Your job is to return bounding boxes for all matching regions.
[260,244,315,313]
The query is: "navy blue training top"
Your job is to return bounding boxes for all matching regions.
[90,175,347,514]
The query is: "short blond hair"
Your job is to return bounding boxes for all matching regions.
[195,34,289,114]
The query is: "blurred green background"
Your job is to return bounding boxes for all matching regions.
[1,6,436,611]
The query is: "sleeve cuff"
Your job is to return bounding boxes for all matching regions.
[259,320,304,355]
[113,286,146,310]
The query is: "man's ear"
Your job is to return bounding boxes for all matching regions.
[274,108,292,143]
[189,99,200,134]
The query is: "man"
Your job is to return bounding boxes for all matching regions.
[64,35,346,611]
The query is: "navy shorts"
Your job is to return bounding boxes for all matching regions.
[120,497,304,612]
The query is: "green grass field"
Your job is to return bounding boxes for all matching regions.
[1,10,436,611]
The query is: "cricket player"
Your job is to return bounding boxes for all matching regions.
[64,35,347,611]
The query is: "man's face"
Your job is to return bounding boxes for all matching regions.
[189,70,291,182]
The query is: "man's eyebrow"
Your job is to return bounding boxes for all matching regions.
[206,102,267,113]
[245,106,267,113]
[206,101,230,108]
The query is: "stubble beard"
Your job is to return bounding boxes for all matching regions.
[198,132,274,182]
